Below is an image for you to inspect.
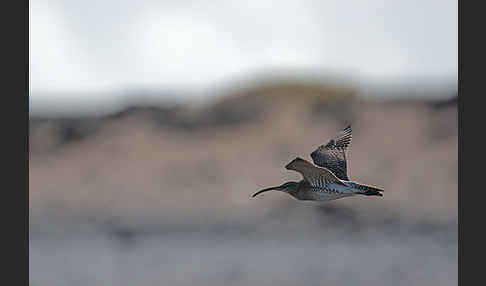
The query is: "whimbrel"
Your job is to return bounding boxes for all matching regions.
[252,125,384,201]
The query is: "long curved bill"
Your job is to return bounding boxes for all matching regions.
[252,186,283,197]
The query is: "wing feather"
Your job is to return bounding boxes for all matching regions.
[310,125,352,180]
[285,157,346,187]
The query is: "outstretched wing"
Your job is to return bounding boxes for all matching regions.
[310,125,352,180]
[285,157,346,187]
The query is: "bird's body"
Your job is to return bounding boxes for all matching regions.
[286,180,354,201]
[252,125,384,201]
[282,179,381,201]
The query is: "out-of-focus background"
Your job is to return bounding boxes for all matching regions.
[29,1,457,285]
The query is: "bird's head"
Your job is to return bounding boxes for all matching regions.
[252,181,300,198]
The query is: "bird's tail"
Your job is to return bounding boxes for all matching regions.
[349,182,384,197]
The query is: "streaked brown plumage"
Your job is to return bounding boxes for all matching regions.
[310,125,352,181]
[253,125,384,201]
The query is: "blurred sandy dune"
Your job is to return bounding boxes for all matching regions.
[29,82,457,226]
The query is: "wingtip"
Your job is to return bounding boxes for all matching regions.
[285,157,304,169]
[343,124,352,133]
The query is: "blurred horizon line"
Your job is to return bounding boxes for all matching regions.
[29,69,457,118]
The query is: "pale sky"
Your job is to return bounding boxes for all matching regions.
[29,0,457,106]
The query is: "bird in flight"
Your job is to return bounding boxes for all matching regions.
[252,125,384,201]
